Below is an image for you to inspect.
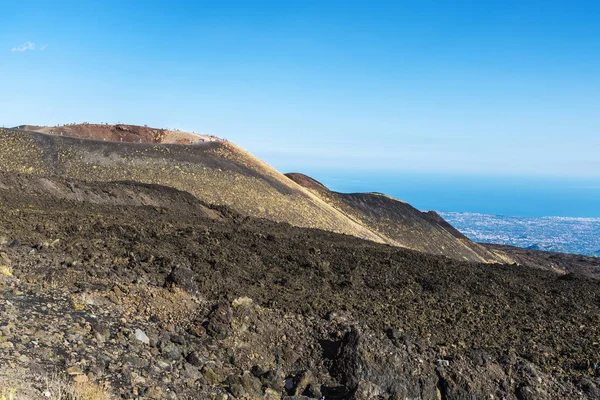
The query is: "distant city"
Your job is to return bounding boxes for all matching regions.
[440,212,600,257]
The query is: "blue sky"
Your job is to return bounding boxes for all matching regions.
[1,0,599,179]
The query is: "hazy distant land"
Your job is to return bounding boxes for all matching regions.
[441,212,600,257]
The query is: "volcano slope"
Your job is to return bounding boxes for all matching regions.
[285,173,510,263]
[484,243,600,279]
[1,171,600,399]
[0,126,507,264]
[0,127,383,245]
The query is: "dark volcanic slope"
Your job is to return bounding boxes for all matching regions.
[0,170,224,219]
[286,173,509,263]
[1,172,600,398]
[486,243,600,279]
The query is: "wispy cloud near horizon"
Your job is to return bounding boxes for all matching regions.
[11,41,46,52]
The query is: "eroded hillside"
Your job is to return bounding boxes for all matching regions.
[0,126,507,263]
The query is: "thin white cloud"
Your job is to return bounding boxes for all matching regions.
[11,41,45,52]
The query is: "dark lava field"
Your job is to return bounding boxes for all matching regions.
[1,171,600,399]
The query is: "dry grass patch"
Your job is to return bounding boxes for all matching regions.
[0,252,12,277]
[45,375,111,400]
[69,382,111,400]
[0,388,16,400]
[0,266,12,277]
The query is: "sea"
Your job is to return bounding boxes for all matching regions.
[303,170,600,257]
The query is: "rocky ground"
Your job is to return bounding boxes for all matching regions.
[485,244,600,279]
[1,173,600,399]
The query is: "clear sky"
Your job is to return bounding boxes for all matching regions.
[1,0,599,179]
